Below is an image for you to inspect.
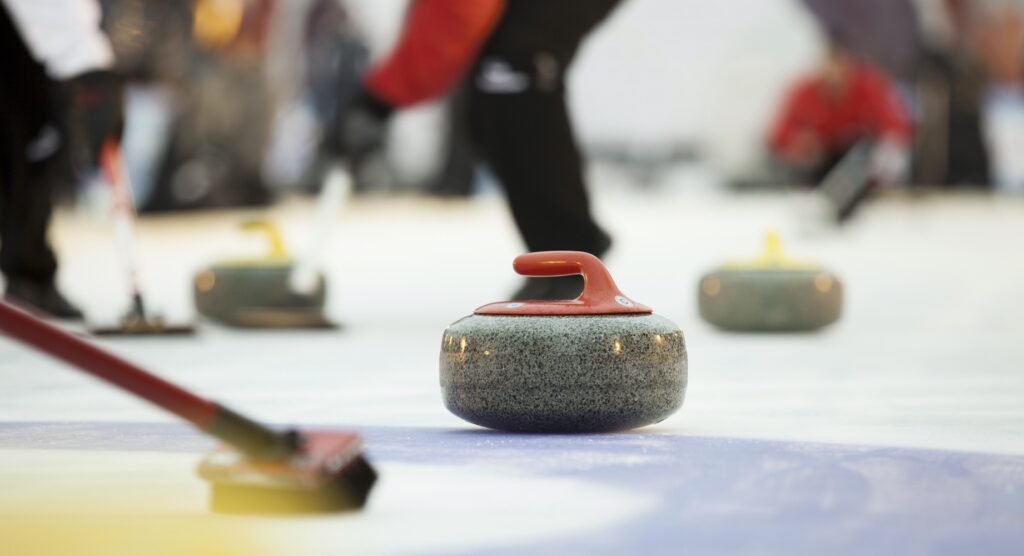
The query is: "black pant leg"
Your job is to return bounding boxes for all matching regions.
[468,83,609,253]
[0,4,60,285]
[466,0,622,255]
[0,139,59,285]
[427,86,477,197]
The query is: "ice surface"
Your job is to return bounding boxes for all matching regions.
[2,182,1024,554]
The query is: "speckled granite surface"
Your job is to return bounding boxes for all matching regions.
[193,265,326,327]
[699,270,842,331]
[440,314,687,432]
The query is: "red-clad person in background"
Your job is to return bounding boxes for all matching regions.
[768,32,912,185]
[329,0,625,300]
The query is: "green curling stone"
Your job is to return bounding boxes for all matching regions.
[194,221,331,328]
[698,233,842,332]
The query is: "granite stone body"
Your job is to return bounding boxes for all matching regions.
[440,314,687,432]
[193,264,326,327]
[699,269,842,331]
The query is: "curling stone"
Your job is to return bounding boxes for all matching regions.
[440,251,687,433]
[193,221,331,328]
[698,232,842,332]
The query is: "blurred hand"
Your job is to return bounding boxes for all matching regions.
[778,130,824,169]
[325,89,393,164]
[870,137,910,186]
[64,70,125,172]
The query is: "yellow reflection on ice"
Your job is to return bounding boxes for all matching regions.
[1,512,274,556]
[814,274,834,293]
[195,270,216,292]
[701,277,721,297]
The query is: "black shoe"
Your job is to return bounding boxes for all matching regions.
[510,275,585,302]
[4,279,84,320]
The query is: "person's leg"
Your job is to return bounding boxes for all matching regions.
[0,108,27,281]
[0,3,80,318]
[467,0,621,300]
[469,84,611,254]
[0,111,80,318]
[0,139,60,288]
[427,87,477,197]
[467,0,621,257]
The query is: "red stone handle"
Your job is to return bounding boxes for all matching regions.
[514,250,621,301]
[476,251,651,315]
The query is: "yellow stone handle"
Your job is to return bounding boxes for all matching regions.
[719,231,818,271]
[759,231,785,264]
[240,220,288,259]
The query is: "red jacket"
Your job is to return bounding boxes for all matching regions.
[769,61,911,159]
[366,0,505,108]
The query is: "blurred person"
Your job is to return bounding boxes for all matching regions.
[327,0,623,300]
[975,0,1024,87]
[974,0,1024,192]
[768,32,912,187]
[111,0,278,213]
[913,0,992,186]
[425,89,476,198]
[0,0,123,318]
[268,0,369,192]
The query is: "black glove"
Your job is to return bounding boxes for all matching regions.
[63,69,125,171]
[325,89,393,165]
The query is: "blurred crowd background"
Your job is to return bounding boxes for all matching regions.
[88,0,1024,213]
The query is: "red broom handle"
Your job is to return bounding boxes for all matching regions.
[0,301,218,427]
